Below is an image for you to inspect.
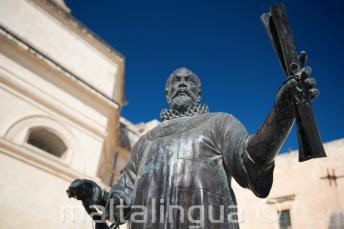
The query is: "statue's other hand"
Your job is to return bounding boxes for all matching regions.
[66,179,101,202]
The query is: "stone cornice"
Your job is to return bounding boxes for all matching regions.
[0,25,121,109]
[0,137,99,182]
[31,0,124,62]
[30,0,126,105]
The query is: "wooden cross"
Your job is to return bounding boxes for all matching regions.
[320,168,344,187]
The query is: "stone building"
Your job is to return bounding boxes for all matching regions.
[233,138,344,229]
[0,0,132,228]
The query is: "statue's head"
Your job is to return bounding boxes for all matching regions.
[165,67,201,112]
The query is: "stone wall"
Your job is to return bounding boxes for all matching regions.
[0,0,125,228]
[233,139,344,229]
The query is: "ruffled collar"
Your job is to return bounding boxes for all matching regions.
[160,103,209,121]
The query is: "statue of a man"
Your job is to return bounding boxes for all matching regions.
[67,66,319,228]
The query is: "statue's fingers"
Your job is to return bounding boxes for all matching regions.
[304,78,316,88]
[285,77,298,91]
[66,189,74,198]
[66,186,79,199]
[67,188,81,200]
[308,88,320,99]
[67,179,80,197]
[299,51,308,67]
[72,188,87,200]
[301,66,312,77]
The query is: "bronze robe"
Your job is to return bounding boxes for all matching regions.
[111,112,274,229]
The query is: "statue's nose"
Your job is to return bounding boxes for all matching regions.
[178,82,187,89]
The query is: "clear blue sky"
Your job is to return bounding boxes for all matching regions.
[66,0,343,153]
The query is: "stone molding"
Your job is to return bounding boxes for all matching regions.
[4,115,78,164]
[0,137,100,182]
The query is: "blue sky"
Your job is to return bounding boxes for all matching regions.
[66,0,343,153]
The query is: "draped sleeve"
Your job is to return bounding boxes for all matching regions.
[110,136,146,205]
[216,113,274,198]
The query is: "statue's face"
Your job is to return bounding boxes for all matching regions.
[165,68,201,112]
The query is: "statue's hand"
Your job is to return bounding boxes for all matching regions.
[66,179,102,203]
[275,52,320,115]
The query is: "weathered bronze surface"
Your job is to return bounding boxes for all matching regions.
[66,4,324,229]
[261,3,326,161]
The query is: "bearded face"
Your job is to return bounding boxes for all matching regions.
[165,68,201,112]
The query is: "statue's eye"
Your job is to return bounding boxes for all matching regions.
[189,79,196,86]
[173,76,181,82]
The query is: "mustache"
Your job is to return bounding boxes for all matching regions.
[172,88,191,99]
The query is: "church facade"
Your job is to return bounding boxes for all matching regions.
[0,0,129,228]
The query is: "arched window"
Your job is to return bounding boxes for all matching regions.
[5,115,78,164]
[26,127,67,158]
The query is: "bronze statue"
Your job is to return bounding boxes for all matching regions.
[66,3,324,229]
